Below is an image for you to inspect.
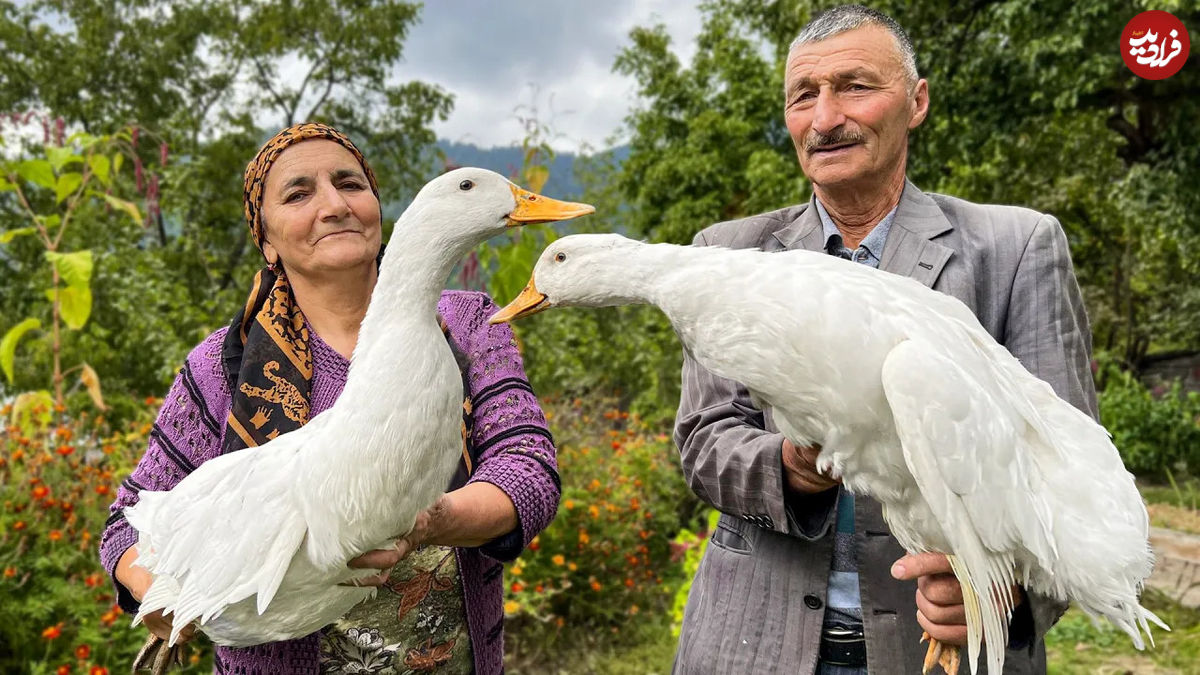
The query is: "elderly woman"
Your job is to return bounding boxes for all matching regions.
[98,123,560,674]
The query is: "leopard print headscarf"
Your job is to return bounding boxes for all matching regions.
[221,123,380,452]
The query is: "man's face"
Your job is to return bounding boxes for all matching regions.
[783,25,928,193]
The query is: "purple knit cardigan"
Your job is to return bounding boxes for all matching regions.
[99,291,560,675]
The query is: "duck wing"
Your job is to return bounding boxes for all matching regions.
[879,336,1065,675]
[125,417,323,645]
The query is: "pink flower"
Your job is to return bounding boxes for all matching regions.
[131,125,139,148]
[134,156,144,192]
[54,117,64,146]
[160,141,169,167]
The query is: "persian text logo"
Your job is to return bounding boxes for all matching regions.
[1121,10,1190,80]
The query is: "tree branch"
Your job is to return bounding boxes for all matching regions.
[253,58,293,127]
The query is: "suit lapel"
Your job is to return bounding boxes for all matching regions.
[878,180,954,288]
[770,197,823,252]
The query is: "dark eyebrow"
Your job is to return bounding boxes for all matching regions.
[331,168,367,182]
[282,175,315,191]
[788,67,885,96]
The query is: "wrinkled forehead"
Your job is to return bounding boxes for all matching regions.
[785,25,907,84]
[264,140,368,192]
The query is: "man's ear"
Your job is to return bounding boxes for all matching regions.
[909,78,930,130]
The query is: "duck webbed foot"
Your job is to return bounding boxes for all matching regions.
[132,633,188,675]
[920,631,960,675]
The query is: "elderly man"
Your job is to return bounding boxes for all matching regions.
[673,5,1095,674]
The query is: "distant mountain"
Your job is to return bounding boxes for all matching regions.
[382,141,627,219]
[432,140,630,199]
[432,140,580,197]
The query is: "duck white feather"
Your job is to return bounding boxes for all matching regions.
[494,233,1166,674]
[124,168,592,647]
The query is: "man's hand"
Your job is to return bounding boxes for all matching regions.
[344,495,449,587]
[891,552,1024,646]
[781,439,839,494]
[115,547,197,644]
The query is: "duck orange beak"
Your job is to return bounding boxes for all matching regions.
[506,185,594,226]
[489,276,549,324]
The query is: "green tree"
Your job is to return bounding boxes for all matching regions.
[0,0,452,398]
[614,0,1199,366]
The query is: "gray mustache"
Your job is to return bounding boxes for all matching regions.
[806,130,865,152]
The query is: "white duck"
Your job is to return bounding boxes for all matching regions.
[491,233,1166,675]
[124,168,593,648]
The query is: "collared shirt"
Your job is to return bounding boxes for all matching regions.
[815,198,896,268]
[814,198,897,629]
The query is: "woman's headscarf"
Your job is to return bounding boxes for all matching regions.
[220,123,379,453]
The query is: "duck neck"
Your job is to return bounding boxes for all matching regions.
[349,214,480,375]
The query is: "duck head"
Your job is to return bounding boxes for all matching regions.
[396,167,594,253]
[489,234,644,323]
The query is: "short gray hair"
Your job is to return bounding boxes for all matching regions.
[789,5,919,86]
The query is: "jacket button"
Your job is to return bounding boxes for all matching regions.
[803,594,823,610]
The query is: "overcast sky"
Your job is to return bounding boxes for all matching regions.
[389,1,705,152]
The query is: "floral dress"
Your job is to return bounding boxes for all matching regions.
[318,546,474,674]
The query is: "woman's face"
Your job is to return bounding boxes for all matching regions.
[259,140,382,278]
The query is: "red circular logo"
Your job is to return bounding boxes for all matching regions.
[1122,11,1190,80]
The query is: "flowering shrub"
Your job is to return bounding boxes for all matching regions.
[0,395,208,672]
[503,396,701,654]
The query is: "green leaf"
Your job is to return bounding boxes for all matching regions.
[37,214,60,230]
[0,175,12,191]
[46,145,83,172]
[88,154,111,186]
[55,171,83,203]
[99,192,142,224]
[16,159,55,190]
[0,227,37,244]
[112,152,124,176]
[0,318,41,384]
[46,285,93,330]
[10,390,53,432]
[45,249,94,287]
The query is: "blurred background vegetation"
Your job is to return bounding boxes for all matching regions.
[1,0,1198,672]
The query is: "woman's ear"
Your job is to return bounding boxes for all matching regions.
[262,240,279,266]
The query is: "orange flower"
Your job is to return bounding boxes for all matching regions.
[56,445,74,456]
[639,530,649,540]
[528,536,540,551]
[3,567,16,578]
[12,521,26,531]
[567,562,577,572]
[610,441,621,450]
[629,497,641,511]
[11,449,24,461]
[89,667,108,675]
[56,666,71,675]
[42,623,63,640]
[588,505,600,519]
[624,577,635,588]
[503,600,520,615]
[75,644,91,659]
[511,582,524,593]
[534,584,544,593]
[32,485,50,499]
[99,610,117,626]
[84,573,102,588]
[629,604,640,615]
[589,580,602,592]
[144,396,158,406]
[555,616,565,628]
[54,426,72,440]
[48,530,63,541]
[578,531,590,545]
[563,499,574,510]
[551,554,565,566]
[95,485,110,496]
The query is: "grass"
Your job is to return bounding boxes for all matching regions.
[1046,589,1200,674]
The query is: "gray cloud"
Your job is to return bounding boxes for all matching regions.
[390,0,704,151]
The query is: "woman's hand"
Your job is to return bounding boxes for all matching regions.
[115,547,197,644]
[344,496,448,586]
[344,483,519,586]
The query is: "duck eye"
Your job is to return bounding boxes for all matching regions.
[459,180,474,191]
[554,252,567,263]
